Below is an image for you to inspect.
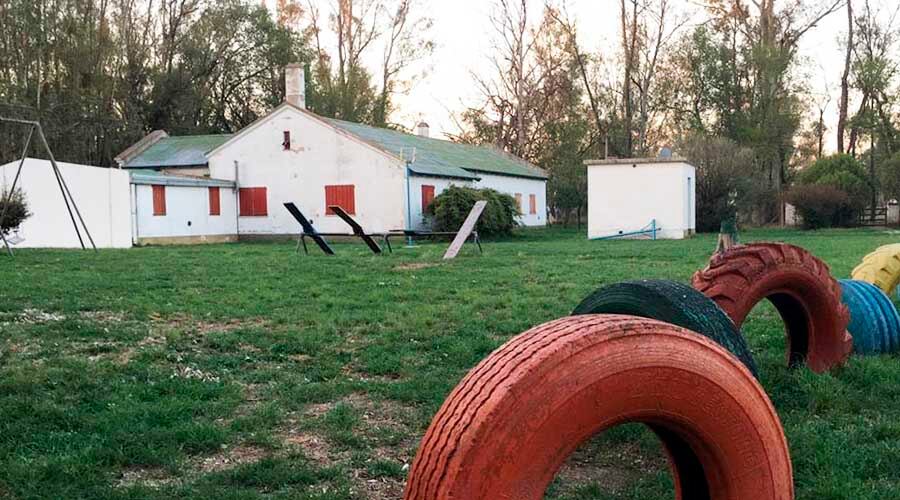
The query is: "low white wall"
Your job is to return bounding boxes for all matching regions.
[0,159,132,248]
[474,173,547,226]
[586,160,696,240]
[133,184,237,241]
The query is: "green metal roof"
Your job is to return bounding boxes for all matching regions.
[130,171,235,188]
[325,118,548,180]
[124,135,233,169]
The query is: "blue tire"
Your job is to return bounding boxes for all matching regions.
[839,279,900,354]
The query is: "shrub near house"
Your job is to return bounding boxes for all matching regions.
[427,186,519,238]
[0,189,30,235]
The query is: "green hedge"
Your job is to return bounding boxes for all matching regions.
[427,186,519,238]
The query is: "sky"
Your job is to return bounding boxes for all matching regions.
[282,0,893,154]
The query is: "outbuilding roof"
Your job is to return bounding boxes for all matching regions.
[124,135,233,169]
[325,118,548,180]
[130,171,236,188]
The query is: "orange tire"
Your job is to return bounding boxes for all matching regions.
[404,315,793,500]
[692,242,852,373]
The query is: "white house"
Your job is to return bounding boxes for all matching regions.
[0,159,237,248]
[585,157,696,240]
[117,65,548,237]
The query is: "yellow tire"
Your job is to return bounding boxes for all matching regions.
[852,244,900,295]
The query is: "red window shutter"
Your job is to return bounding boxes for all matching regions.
[325,185,355,215]
[152,185,166,216]
[514,193,522,212]
[240,187,268,216]
[421,185,435,210]
[253,187,268,216]
[283,131,291,150]
[529,194,536,215]
[239,188,252,216]
[209,187,221,216]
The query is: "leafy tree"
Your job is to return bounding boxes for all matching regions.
[678,133,755,232]
[0,0,309,166]
[877,152,900,202]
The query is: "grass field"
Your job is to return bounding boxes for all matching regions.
[2,227,900,499]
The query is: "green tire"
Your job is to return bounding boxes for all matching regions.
[573,279,759,379]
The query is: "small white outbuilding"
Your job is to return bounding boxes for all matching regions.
[585,157,696,240]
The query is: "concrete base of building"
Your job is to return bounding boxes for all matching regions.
[135,234,239,246]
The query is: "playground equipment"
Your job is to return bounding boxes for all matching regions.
[284,201,486,258]
[589,219,658,241]
[0,117,96,256]
[283,202,384,255]
[851,243,900,296]
[404,315,793,500]
[573,279,758,378]
[839,279,900,355]
[692,242,852,373]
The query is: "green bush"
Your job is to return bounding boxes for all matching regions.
[798,154,870,211]
[427,186,519,238]
[0,189,30,234]
[786,184,852,229]
[878,152,900,202]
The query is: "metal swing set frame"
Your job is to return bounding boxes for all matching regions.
[0,116,96,256]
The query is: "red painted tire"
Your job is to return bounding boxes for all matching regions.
[692,242,852,372]
[404,315,793,500]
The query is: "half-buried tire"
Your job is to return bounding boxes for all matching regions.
[692,242,852,373]
[839,279,900,355]
[573,279,759,378]
[851,244,900,296]
[404,315,793,500]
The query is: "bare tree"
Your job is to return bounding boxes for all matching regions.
[837,0,853,153]
[375,0,434,126]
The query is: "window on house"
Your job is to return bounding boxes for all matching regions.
[239,187,268,216]
[152,185,166,216]
[209,187,221,216]
[514,193,522,212]
[283,131,291,150]
[325,185,355,215]
[529,194,536,215]
[421,185,435,211]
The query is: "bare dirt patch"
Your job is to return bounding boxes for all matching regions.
[392,262,438,271]
[195,444,268,473]
[551,435,670,497]
[116,466,177,489]
[149,313,267,337]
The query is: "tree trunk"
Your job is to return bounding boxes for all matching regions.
[837,0,853,154]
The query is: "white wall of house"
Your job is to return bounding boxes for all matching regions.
[407,174,474,230]
[474,173,547,227]
[586,159,696,240]
[0,159,132,248]
[208,106,407,234]
[132,183,237,244]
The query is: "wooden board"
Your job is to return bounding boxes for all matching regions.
[328,205,383,254]
[283,202,335,255]
[443,200,487,260]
